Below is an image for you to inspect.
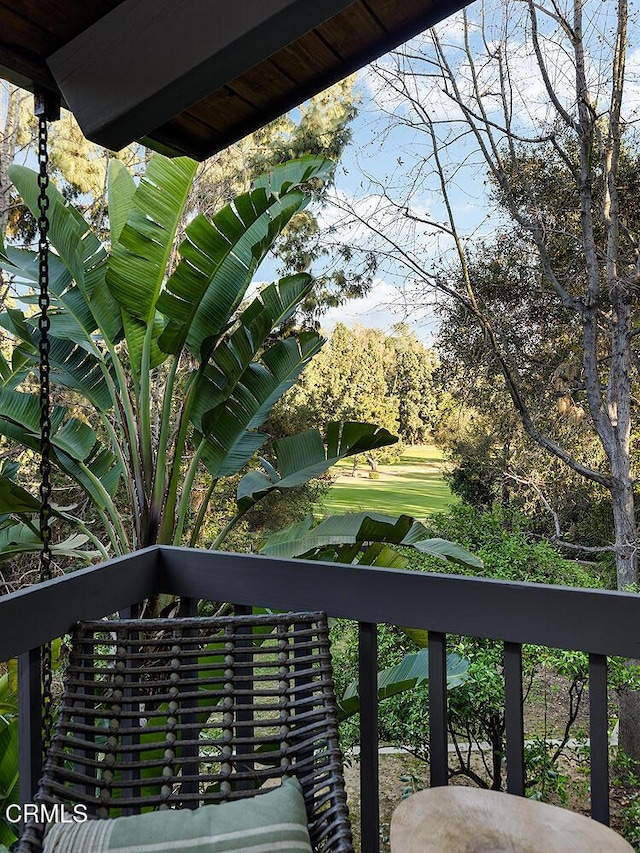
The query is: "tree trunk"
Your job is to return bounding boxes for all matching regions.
[610,477,640,761]
[619,678,640,765]
[611,478,637,591]
[0,85,21,234]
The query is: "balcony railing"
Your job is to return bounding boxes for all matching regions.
[2,546,640,852]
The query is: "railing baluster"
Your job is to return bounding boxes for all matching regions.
[589,654,609,825]
[428,631,448,787]
[18,647,42,810]
[359,621,379,853]
[180,596,198,618]
[504,641,525,795]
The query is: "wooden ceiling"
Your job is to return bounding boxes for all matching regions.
[0,0,472,160]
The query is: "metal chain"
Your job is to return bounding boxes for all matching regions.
[37,111,55,761]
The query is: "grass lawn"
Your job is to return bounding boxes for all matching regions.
[320,444,457,519]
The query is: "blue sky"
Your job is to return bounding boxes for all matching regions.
[3,1,637,349]
[295,0,640,344]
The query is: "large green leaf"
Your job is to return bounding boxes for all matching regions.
[338,650,469,720]
[106,155,197,374]
[189,274,315,431]
[0,523,99,562]
[0,239,110,373]
[260,511,483,570]
[0,230,40,281]
[45,337,112,411]
[0,476,40,514]
[352,541,409,569]
[55,447,122,503]
[0,819,17,848]
[107,155,197,323]
[157,159,329,360]
[0,489,107,560]
[413,537,485,569]
[0,676,17,718]
[0,417,119,509]
[1,245,69,291]
[108,159,137,243]
[399,627,430,648]
[198,331,324,478]
[251,156,334,195]
[121,309,167,375]
[259,513,408,559]
[8,165,120,342]
[2,169,85,287]
[0,388,93,459]
[0,387,63,435]
[0,248,109,358]
[0,225,28,281]
[0,716,18,845]
[238,423,398,513]
[0,312,112,411]
[0,390,121,502]
[158,194,293,358]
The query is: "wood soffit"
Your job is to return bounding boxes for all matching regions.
[0,0,472,160]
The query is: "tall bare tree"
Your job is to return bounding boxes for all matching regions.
[331,0,640,756]
[0,84,30,236]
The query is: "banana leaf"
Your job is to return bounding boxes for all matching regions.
[338,650,469,720]
[198,332,324,478]
[0,716,18,848]
[158,158,330,361]
[107,156,198,373]
[260,511,483,570]
[9,165,120,342]
[189,274,316,431]
[0,523,100,562]
[238,422,398,512]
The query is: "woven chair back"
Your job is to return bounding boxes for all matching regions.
[19,611,353,852]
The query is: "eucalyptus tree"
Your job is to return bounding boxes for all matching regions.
[271,323,440,458]
[0,153,394,559]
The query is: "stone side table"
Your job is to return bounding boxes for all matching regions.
[390,787,634,852]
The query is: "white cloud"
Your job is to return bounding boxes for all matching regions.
[319,277,436,344]
[623,46,640,123]
[360,2,637,138]
[320,186,443,260]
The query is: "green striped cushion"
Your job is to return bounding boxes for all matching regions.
[43,778,313,853]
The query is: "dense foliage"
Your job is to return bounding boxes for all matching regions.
[329,503,607,796]
[270,323,440,466]
[0,155,398,565]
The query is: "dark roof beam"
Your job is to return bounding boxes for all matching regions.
[47,0,359,152]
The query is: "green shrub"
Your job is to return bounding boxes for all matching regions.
[330,620,426,753]
[331,502,600,795]
[402,502,610,589]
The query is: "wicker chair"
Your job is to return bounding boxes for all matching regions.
[19,611,353,852]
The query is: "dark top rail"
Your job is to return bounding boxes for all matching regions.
[0,548,158,660]
[160,548,640,658]
[1,546,640,661]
